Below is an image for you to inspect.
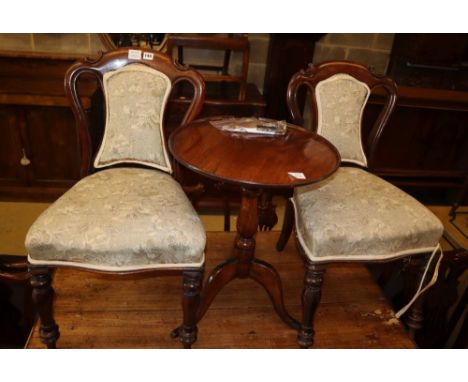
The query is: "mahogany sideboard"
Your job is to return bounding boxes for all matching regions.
[0,51,97,201]
[364,86,468,197]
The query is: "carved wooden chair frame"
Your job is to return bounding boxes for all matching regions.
[277,60,397,252]
[276,61,436,347]
[28,48,207,349]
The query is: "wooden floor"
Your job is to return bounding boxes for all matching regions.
[26,231,415,349]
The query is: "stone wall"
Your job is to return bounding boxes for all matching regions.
[168,33,270,93]
[0,33,396,92]
[313,33,395,74]
[0,33,270,93]
[0,33,107,55]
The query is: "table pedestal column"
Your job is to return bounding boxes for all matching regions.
[196,187,300,330]
[235,188,259,277]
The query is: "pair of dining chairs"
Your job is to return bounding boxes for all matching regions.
[25,48,443,349]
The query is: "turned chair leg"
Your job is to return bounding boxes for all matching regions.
[403,255,430,340]
[29,267,60,348]
[298,261,326,348]
[179,270,203,349]
[276,199,294,252]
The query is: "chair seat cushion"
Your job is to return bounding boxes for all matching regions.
[293,167,443,262]
[26,168,205,271]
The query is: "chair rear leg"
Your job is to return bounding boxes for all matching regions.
[258,192,278,231]
[298,261,326,348]
[29,266,60,348]
[180,270,203,348]
[403,254,430,340]
[276,199,294,251]
[223,197,231,232]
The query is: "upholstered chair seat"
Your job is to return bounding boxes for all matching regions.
[26,168,206,271]
[293,167,443,263]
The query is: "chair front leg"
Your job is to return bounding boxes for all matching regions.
[180,269,203,349]
[298,261,326,348]
[29,266,60,348]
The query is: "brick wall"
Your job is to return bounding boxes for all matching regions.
[313,33,395,74]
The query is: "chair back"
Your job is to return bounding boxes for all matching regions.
[65,48,205,178]
[287,61,397,168]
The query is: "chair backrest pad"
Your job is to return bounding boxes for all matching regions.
[315,73,370,167]
[287,61,397,169]
[94,63,173,173]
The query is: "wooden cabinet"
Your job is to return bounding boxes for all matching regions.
[263,34,324,121]
[0,104,81,201]
[0,105,25,187]
[364,86,468,195]
[373,33,468,198]
[0,51,95,201]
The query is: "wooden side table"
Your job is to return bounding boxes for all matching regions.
[169,118,340,331]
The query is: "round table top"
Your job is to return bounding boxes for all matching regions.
[169,119,341,189]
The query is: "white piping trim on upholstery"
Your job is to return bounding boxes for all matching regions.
[315,73,370,168]
[27,253,204,272]
[341,159,368,167]
[395,243,443,318]
[291,197,441,263]
[94,63,173,174]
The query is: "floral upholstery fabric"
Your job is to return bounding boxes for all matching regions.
[26,168,205,271]
[293,167,443,262]
[94,64,173,173]
[315,73,370,167]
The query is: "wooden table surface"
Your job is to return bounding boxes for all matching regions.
[169,119,340,188]
[26,231,414,349]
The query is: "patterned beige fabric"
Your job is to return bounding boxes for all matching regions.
[293,167,443,262]
[26,168,205,271]
[94,64,173,173]
[316,73,370,167]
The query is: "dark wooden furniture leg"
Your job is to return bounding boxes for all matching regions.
[258,192,278,231]
[276,199,294,251]
[29,267,59,349]
[298,260,326,348]
[223,197,231,232]
[403,255,429,340]
[250,258,300,329]
[449,175,468,219]
[196,187,300,330]
[179,270,203,349]
[452,288,468,348]
[0,254,30,281]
